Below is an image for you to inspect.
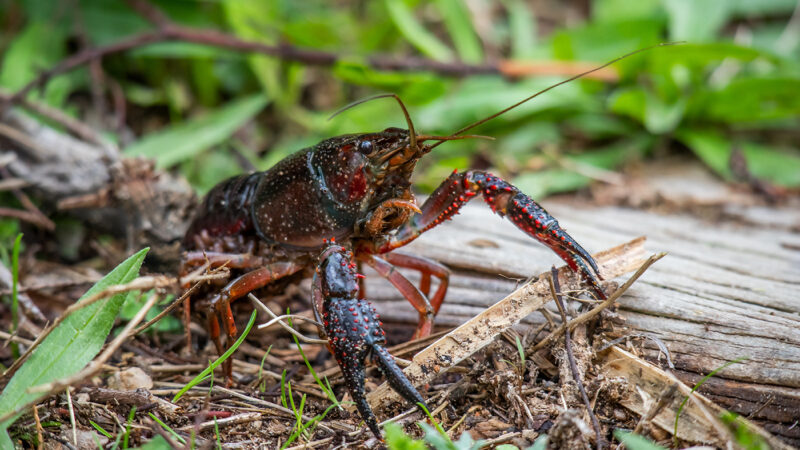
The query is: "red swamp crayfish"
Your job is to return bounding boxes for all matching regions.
[173,50,665,438]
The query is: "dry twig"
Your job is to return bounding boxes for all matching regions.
[549,266,603,449]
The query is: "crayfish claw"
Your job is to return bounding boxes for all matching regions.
[315,244,427,438]
[372,345,427,411]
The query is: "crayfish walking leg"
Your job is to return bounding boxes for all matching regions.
[313,244,427,438]
[381,170,606,300]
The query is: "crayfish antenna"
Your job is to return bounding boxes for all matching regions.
[428,42,683,151]
[328,93,419,150]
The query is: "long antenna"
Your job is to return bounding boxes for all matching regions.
[328,93,419,150]
[428,42,681,151]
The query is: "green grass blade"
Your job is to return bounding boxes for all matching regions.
[89,420,113,439]
[124,94,268,168]
[385,0,453,61]
[673,356,749,441]
[280,402,341,449]
[131,435,170,450]
[148,412,186,445]
[0,248,149,438]
[9,234,22,359]
[614,430,667,450]
[289,317,340,407]
[434,0,483,63]
[172,309,258,402]
[502,0,537,59]
[122,406,136,449]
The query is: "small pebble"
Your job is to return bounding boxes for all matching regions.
[107,367,153,391]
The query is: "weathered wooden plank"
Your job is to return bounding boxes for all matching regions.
[362,192,800,442]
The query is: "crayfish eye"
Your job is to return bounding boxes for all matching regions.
[358,140,373,153]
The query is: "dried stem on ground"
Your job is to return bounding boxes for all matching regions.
[548,266,603,449]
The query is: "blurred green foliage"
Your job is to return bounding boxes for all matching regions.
[1,0,799,197]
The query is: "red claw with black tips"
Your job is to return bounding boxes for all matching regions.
[314,244,427,438]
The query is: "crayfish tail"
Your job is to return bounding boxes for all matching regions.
[372,344,427,412]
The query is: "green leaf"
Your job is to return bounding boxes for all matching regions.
[384,422,427,450]
[172,309,258,402]
[678,129,734,179]
[593,0,662,23]
[661,0,730,42]
[502,0,539,59]
[609,86,686,134]
[222,0,284,102]
[0,248,149,440]
[613,430,668,450]
[645,43,774,74]
[727,0,799,16]
[552,19,663,62]
[124,94,268,168]
[133,435,171,450]
[434,0,483,63]
[0,22,73,107]
[526,435,548,450]
[719,411,771,450]
[513,136,650,198]
[679,129,800,187]
[702,77,800,123]
[385,0,454,61]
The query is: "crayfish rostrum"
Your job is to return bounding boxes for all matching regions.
[181,76,609,437]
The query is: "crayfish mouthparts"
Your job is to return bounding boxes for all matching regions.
[315,244,428,438]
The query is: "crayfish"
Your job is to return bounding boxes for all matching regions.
[179,61,619,438]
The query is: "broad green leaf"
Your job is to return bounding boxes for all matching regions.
[727,0,798,17]
[0,22,73,107]
[434,0,483,63]
[134,435,171,450]
[0,248,149,441]
[222,0,283,101]
[609,87,686,133]
[661,0,730,42]
[501,0,539,59]
[385,0,454,62]
[742,143,800,187]
[593,0,662,23]
[720,411,771,450]
[527,435,548,450]
[678,129,800,187]
[645,43,775,75]
[332,60,448,103]
[513,136,650,198]
[415,76,593,134]
[613,430,668,450]
[124,94,268,168]
[552,19,663,62]
[701,77,800,123]
[383,422,427,450]
[678,129,733,179]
